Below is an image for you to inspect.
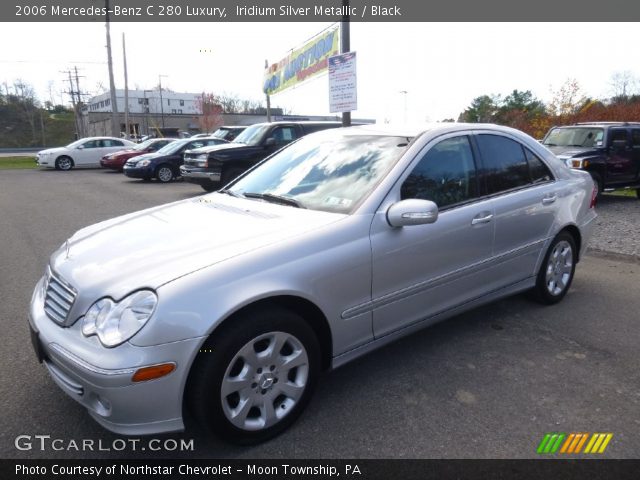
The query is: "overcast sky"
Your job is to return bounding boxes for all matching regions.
[2,22,639,122]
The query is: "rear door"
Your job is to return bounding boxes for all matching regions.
[473,133,559,285]
[606,128,635,184]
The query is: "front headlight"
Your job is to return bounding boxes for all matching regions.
[81,290,157,347]
[137,159,152,167]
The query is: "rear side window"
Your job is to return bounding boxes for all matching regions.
[632,130,640,147]
[303,124,340,134]
[609,129,629,145]
[476,134,530,194]
[401,136,478,208]
[525,149,553,184]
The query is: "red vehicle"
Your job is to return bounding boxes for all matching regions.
[100,138,176,171]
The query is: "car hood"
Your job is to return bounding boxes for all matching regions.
[546,145,597,157]
[38,147,67,155]
[50,193,343,303]
[126,152,160,163]
[194,142,248,155]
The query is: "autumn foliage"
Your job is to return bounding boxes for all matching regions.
[458,79,640,139]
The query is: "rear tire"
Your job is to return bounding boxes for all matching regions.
[155,164,174,183]
[530,232,577,305]
[201,184,216,192]
[590,173,603,198]
[55,156,73,171]
[187,306,320,445]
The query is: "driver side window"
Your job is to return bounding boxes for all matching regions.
[401,136,479,209]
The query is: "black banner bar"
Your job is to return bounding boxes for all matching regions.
[4,0,640,22]
[3,459,640,480]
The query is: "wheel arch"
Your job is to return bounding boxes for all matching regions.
[559,224,582,262]
[200,295,333,372]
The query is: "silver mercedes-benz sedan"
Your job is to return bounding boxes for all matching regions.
[29,123,597,444]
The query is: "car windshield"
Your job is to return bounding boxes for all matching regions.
[133,139,159,151]
[227,131,409,214]
[66,138,93,148]
[211,128,232,139]
[232,124,269,146]
[543,127,604,147]
[155,139,186,155]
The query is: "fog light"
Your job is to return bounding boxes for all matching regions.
[132,363,176,382]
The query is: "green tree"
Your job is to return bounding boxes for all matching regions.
[458,95,500,123]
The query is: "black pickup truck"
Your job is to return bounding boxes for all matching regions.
[180,121,342,191]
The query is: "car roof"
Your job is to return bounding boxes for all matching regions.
[339,122,519,138]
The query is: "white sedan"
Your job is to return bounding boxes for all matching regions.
[36,137,136,170]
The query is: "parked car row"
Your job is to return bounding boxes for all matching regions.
[35,122,347,188]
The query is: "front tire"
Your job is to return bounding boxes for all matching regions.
[155,164,174,183]
[530,232,577,304]
[55,156,73,171]
[188,306,320,444]
[201,183,216,192]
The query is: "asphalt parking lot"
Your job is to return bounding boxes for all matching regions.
[1,168,639,459]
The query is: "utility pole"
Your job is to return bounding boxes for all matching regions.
[264,59,272,122]
[105,0,120,137]
[122,32,130,139]
[74,66,86,137]
[63,70,79,139]
[340,0,351,127]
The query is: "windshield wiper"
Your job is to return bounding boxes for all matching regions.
[219,189,245,198]
[243,192,305,208]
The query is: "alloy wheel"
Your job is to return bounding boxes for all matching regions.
[220,331,309,431]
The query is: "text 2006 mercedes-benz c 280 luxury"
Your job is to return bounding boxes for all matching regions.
[29,124,597,444]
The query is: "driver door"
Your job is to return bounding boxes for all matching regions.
[370,134,495,338]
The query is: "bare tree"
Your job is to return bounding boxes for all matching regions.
[610,71,638,101]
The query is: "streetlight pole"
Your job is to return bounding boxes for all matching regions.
[143,89,152,135]
[158,74,168,129]
[400,90,408,123]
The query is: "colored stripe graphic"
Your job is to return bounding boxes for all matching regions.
[539,433,613,454]
[584,433,613,454]
[537,433,565,454]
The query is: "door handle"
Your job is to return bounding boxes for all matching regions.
[542,194,557,205]
[471,213,493,225]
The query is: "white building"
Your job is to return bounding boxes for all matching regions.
[87,89,202,116]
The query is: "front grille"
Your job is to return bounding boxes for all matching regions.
[44,267,77,325]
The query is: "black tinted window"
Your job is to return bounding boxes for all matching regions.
[401,136,478,208]
[632,130,640,147]
[269,127,298,146]
[525,149,553,184]
[609,129,628,145]
[477,134,530,194]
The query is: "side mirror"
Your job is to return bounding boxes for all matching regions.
[387,199,439,227]
[77,145,85,150]
[264,138,276,148]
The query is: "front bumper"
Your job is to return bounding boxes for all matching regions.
[100,158,126,170]
[180,165,221,186]
[29,276,202,435]
[123,164,152,179]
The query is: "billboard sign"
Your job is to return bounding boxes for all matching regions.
[263,25,340,96]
